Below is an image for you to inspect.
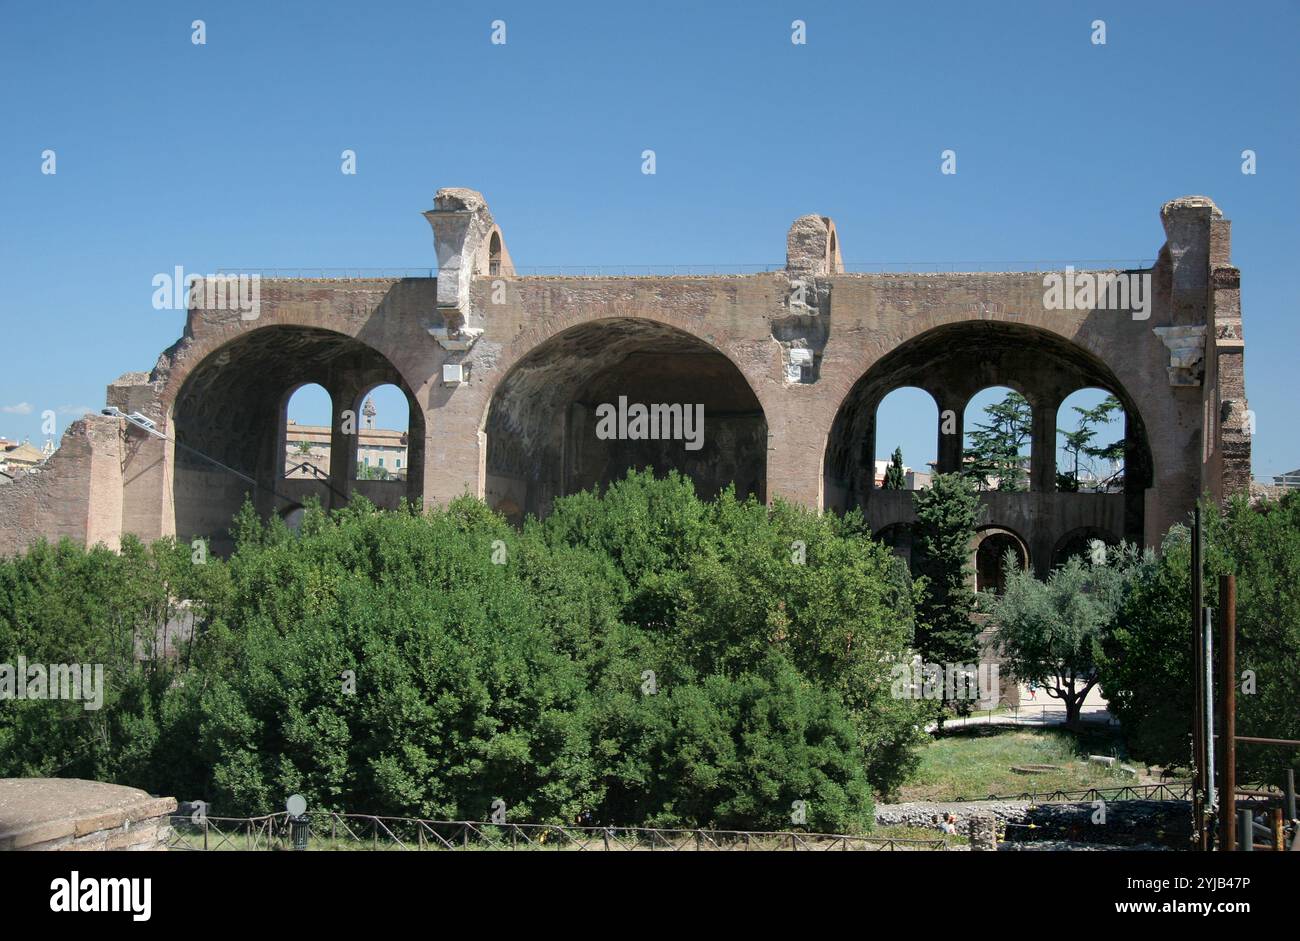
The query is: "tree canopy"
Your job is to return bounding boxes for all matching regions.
[0,470,930,830]
[883,447,907,490]
[1099,493,1300,780]
[963,391,1031,492]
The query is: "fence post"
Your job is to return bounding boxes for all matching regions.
[1220,574,1237,851]
[1191,504,1206,850]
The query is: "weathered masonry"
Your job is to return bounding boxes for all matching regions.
[0,190,1250,572]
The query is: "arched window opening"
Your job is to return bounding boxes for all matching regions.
[1056,388,1125,492]
[489,231,502,276]
[283,384,332,481]
[963,386,1031,492]
[352,384,410,482]
[873,387,937,491]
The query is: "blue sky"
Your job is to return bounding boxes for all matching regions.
[1,1,1296,478]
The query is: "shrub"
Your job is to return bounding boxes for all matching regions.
[1099,493,1300,782]
[0,472,928,830]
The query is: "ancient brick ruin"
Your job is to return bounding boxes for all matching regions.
[0,190,1250,569]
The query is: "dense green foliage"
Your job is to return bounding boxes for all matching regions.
[883,447,907,490]
[989,548,1144,727]
[1099,494,1300,781]
[963,391,1031,492]
[911,473,981,670]
[0,471,929,831]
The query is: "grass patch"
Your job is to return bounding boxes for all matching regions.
[897,726,1141,802]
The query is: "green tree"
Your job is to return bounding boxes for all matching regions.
[539,471,928,799]
[1,471,931,828]
[355,462,390,480]
[964,391,1031,491]
[911,473,982,671]
[883,447,907,490]
[1057,394,1123,492]
[989,549,1141,728]
[0,534,225,791]
[1099,494,1300,780]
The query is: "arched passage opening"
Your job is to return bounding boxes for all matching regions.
[171,326,424,554]
[974,526,1029,595]
[1052,526,1121,568]
[280,504,306,533]
[875,521,916,569]
[483,318,767,520]
[823,321,1154,561]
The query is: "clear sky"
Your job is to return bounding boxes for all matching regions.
[1,1,1296,479]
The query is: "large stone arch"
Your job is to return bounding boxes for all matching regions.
[821,320,1154,574]
[481,317,769,519]
[169,325,425,554]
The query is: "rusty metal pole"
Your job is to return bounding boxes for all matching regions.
[1220,574,1237,851]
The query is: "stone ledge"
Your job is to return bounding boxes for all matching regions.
[0,778,176,852]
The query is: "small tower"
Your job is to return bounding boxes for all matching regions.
[363,397,377,430]
[785,215,844,275]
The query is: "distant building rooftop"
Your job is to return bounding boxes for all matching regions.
[285,422,407,445]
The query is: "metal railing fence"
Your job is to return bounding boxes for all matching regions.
[941,781,1193,804]
[166,813,949,852]
[210,258,1156,280]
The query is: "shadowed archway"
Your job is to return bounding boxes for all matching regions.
[483,318,767,520]
[171,326,424,553]
[822,321,1154,570]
